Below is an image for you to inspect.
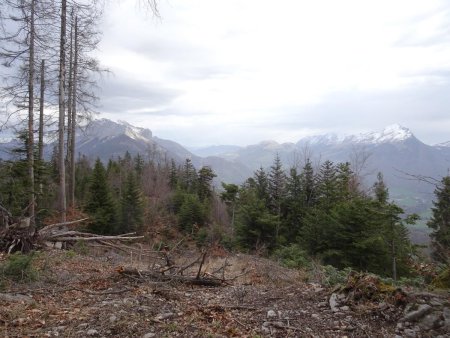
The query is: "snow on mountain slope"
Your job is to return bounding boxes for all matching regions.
[297,124,414,146]
[78,119,153,144]
[434,140,450,148]
[345,124,413,144]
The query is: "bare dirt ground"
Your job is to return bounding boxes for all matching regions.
[0,246,408,338]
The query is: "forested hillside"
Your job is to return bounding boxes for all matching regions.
[2,138,449,282]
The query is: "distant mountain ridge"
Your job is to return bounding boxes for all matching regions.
[74,119,251,184]
[191,123,450,219]
[1,119,449,219]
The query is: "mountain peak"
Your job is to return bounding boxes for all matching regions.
[380,124,412,141]
[81,119,152,142]
[345,124,414,145]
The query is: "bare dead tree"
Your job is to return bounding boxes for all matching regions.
[38,59,45,162]
[57,0,67,222]
[0,0,57,227]
[67,3,106,208]
[349,145,373,193]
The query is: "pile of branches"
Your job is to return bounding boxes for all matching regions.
[118,250,244,287]
[0,225,36,253]
[39,218,143,249]
[0,215,143,253]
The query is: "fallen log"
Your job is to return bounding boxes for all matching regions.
[48,235,144,242]
[38,218,89,235]
[118,267,223,287]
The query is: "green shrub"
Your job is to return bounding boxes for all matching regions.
[321,265,353,287]
[195,227,208,248]
[0,252,37,282]
[432,267,450,289]
[273,244,311,269]
[73,240,88,255]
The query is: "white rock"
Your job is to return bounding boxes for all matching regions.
[143,333,156,338]
[329,293,339,312]
[267,310,277,318]
[86,329,99,336]
[156,312,174,320]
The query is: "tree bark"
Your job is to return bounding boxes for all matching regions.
[66,12,74,208]
[28,0,36,227]
[58,0,67,222]
[69,15,78,209]
[38,59,45,164]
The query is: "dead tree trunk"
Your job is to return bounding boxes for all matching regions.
[38,59,45,164]
[27,0,36,228]
[69,14,78,209]
[58,0,67,222]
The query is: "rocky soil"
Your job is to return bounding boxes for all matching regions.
[0,249,448,337]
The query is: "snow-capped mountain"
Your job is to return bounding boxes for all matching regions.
[434,140,450,149]
[1,119,448,218]
[73,119,251,184]
[296,124,415,147]
[198,124,449,218]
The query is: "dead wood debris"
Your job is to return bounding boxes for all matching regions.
[117,249,248,288]
[0,216,144,253]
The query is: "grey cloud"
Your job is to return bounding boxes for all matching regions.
[134,39,235,80]
[270,81,450,145]
[168,65,235,81]
[134,37,207,63]
[130,107,210,117]
[98,77,181,113]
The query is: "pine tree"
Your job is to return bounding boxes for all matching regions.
[85,159,116,234]
[427,176,450,262]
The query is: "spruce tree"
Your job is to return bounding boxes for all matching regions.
[300,159,316,207]
[267,155,286,243]
[168,159,178,190]
[316,160,338,209]
[220,183,239,228]
[181,158,197,193]
[373,172,389,204]
[197,166,216,201]
[119,172,144,233]
[178,193,206,232]
[427,176,450,262]
[85,159,116,234]
[254,166,270,205]
[284,167,304,239]
[235,188,278,251]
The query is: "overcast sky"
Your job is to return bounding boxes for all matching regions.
[96,0,450,147]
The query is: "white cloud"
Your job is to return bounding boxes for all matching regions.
[97,0,450,146]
